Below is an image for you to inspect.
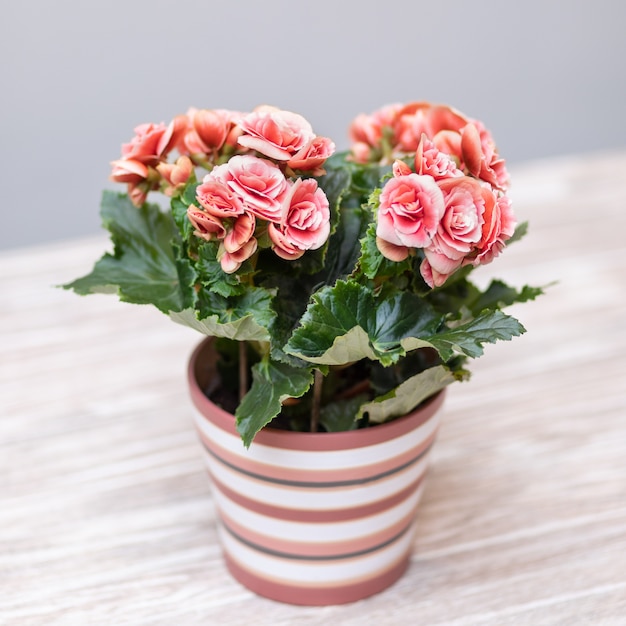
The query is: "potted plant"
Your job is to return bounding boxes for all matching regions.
[65,102,541,605]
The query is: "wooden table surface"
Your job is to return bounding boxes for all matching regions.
[2,151,626,625]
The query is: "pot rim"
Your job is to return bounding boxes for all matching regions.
[188,337,445,451]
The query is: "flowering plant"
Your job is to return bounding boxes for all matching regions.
[65,102,541,446]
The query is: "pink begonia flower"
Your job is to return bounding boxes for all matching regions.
[375,237,410,262]
[421,177,488,287]
[237,107,315,161]
[121,123,167,163]
[210,155,288,221]
[461,122,509,191]
[287,136,336,172]
[268,179,330,260]
[376,167,445,252]
[218,237,258,273]
[217,109,246,149]
[348,104,402,163]
[348,101,510,192]
[392,160,412,177]
[128,184,149,208]
[156,155,193,190]
[186,205,226,241]
[350,142,373,163]
[110,159,154,207]
[223,213,256,254]
[179,108,229,155]
[415,135,462,180]
[195,178,245,218]
[121,117,186,165]
[110,159,149,184]
[156,115,188,157]
[470,193,516,266]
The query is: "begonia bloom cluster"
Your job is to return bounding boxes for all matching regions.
[110,106,335,273]
[350,102,515,287]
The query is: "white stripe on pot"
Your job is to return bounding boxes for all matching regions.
[218,521,416,585]
[203,450,431,510]
[212,482,425,544]
[193,408,440,471]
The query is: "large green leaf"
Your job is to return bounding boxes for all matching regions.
[468,279,544,315]
[426,310,526,361]
[170,286,276,341]
[63,191,192,314]
[196,241,247,298]
[169,308,271,341]
[357,365,454,424]
[236,359,314,447]
[285,280,443,366]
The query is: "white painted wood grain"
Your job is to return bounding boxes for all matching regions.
[1,150,625,625]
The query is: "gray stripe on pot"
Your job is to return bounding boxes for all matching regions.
[201,441,434,488]
[221,520,414,561]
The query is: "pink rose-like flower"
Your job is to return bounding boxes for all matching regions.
[128,184,149,208]
[178,108,232,156]
[393,102,467,154]
[187,205,226,241]
[157,155,193,195]
[421,177,487,287]
[470,193,516,266]
[223,213,256,254]
[415,135,462,180]
[121,117,186,165]
[460,123,509,191]
[287,136,335,172]
[268,178,330,260]
[348,104,402,163]
[110,159,148,184]
[195,178,245,218]
[121,122,167,163]
[110,159,154,207]
[210,155,288,221]
[238,107,315,161]
[349,104,401,146]
[219,237,258,273]
[376,167,445,255]
[219,212,258,273]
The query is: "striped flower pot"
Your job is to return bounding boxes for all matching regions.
[188,339,445,605]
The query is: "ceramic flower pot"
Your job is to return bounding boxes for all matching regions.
[187,338,445,606]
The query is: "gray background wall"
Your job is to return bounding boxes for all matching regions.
[2,0,625,251]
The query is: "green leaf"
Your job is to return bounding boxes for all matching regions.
[169,307,271,341]
[170,286,276,341]
[236,359,314,447]
[357,365,454,424]
[196,241,246,298]
[319,395,368,432]
[359,222,413,280]
[286,280,443,366]
[469,279,544,315]
[63,191,190,313]
[427,310,526,361]
[318,166,352,225]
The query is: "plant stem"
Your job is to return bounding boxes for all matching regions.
[239,341,248,403]
[311,369,323,433]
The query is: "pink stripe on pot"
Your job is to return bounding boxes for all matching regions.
[208,472,426,522]
[217,505,420,558]
[220,524,415,606]
[195,418,439,485]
